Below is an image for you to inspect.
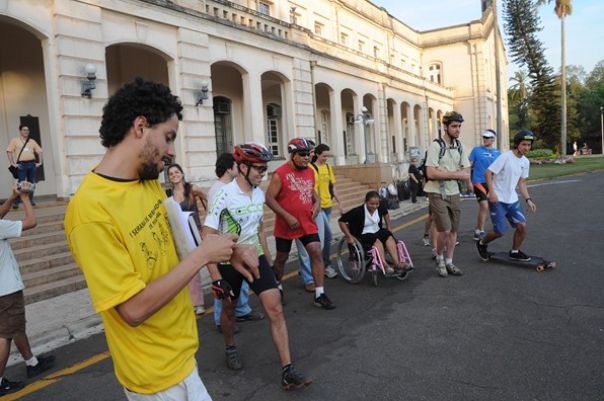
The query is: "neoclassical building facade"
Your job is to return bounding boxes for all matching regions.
[0,0,508,199]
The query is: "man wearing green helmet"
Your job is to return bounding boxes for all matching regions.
[424,111,471,278]
[476,130,537,262]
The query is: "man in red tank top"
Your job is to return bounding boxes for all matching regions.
[266,138,335,310]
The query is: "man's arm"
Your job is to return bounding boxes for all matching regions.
[265,172,298,229]
[426,166,470,181]
[115,233,237,327]
[518,178,536,212]
[485,170,498,203]
[1,183,36,229]
[6,150,16,166]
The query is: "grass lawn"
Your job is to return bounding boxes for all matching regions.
[529,155,604,181]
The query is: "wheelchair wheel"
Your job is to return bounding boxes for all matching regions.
[336,237,366,284]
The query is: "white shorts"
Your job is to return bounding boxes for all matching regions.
[124,367,212,401]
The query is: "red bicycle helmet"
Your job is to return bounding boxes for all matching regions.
[233,143,274,164]
[287,137,315,154]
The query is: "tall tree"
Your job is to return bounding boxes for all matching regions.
[504,0,559,149]
[509,70,531,129]
[537,0,573,154]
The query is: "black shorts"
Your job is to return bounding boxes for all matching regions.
[358,229,394,252]
[218,255,278,299]
[473,182,489,202]
[275,233,321,253]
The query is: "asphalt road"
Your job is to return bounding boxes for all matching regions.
[6,171,604,401]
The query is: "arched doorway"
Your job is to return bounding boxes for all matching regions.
[0,17,55,199]
[261,71,289,158]
[210,61,245,156]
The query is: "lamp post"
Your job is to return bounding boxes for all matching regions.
[356,106,374,164]
[601,106,603,155]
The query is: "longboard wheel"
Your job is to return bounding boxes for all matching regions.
[536,265,545,272]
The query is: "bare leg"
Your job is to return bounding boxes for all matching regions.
[477,201,489,232]
[383,236,401,267]
[372,240,392,271]
[0,337,12,377]
[273,251,290,282]
[512,223,527,250]
[305,242,324,288]
[220,299,236,347]
[445,231,457,260]
[12,333,33,361]
[259,289,291,367]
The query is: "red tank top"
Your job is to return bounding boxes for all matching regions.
[273,162,318,239]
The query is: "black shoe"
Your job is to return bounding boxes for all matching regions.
[476,240,490,261]
[509,250,531,261]
[0,377,25,395]
[313,293,335,310]
[235,311,265,322]
[26,355,56,378]
[12,204,18,209]
[225,346,243,371]
[281,364,312,391]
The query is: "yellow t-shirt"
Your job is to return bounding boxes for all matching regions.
[64,173,197,394]
[313,163,335,208]
[6,137,42,162]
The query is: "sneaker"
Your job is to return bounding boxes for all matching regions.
[304,283,315,293]
[281,364,312,391]
[225,347,243,371]
[324,266,338,279]
[431,248,438,260]
[473,230,486,241]
[509,250,531,261]
[437,259,448,277]
[26,355,56,378]
[476,240,490,261]
[445,263,463,276]
[313,293,336,310]
[236,311,265,322]
[194,305,206,315]
[422,235,431,247]
[0,377,25,396]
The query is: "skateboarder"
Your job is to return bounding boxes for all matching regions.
[476,130,537,261]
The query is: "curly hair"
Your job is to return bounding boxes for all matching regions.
[99,77,183,148]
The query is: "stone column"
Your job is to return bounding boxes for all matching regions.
[392,101,403,161]
[242,71,265,144]
[407,103,416,148]
[329,88,345,165]
[353,95,364,164]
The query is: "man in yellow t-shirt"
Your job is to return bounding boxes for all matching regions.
[6,125,43,208]
[311,144,342,279]
[64,79,251,401]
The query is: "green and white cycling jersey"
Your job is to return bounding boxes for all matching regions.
[204,179,265,255]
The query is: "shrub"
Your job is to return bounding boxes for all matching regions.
[527,148,554,159]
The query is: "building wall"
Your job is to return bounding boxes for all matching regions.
[0,0,508,198]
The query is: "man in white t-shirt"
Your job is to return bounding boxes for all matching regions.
[1,182,55,396]
[209,153,264,332]
[476,130,537,262]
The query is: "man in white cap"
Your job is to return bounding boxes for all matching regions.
[468,129,501,241]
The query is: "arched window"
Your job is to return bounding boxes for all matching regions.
[428,63,442,84]
[213,96,233,156]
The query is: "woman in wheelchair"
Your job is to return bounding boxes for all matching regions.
[338,191,411,275]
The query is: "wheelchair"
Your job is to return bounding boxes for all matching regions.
[335,235,414,287]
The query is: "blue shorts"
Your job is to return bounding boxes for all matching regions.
[489,201,527,234]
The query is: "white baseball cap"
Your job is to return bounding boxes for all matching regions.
[482,129,497,138]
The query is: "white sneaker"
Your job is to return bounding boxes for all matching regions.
[422,236,431,247]
[324,266,338,278]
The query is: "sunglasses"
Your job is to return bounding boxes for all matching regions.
[482,136,495,139]
[250,164,268,173]
[295,151,311,157]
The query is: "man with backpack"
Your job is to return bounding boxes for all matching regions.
[424,111,471,277]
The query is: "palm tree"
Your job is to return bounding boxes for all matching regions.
[537,0,573,154]
[509,71,531,127]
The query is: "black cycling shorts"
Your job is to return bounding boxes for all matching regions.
[218,255,278,299]
[473,182,489,202]
[275,233,321,253]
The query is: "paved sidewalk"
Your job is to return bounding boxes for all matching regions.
[9,198,428,366]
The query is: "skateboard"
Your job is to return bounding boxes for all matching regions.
[487,251,556,272]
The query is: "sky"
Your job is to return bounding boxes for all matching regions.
[370,0,604,81]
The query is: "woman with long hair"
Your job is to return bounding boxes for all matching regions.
[166,163,208,315]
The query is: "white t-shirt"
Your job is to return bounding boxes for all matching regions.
[0,220,24,297]
[488,150,530,204]
[204,179,265,254]
[208,179,228,206]
[362,205,380,235]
